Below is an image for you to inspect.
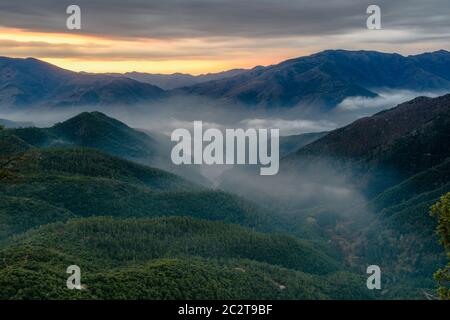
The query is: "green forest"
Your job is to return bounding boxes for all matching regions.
[0,110,449,300]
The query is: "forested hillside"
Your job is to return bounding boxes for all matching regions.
[10,112,163,163]
[0,126,369,299]
[1,93,449,299]
[281,94,450,297]
[0,216,371,300]
[9,111,208,186]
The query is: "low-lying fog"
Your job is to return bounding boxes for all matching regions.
[1,89,443,135]
[0,89,443,220]
[1,95,337,134]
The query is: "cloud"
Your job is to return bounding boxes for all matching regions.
[1,1,449,73]
[336,89,445,112]
[0,0,449,42]
[240,118,337,136]
[0,39,225,60]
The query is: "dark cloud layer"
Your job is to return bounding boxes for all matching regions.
[0,0,449,41]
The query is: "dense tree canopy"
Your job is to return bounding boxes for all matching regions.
[430,193,450,299]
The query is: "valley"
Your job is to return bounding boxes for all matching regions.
[0,49,449,300]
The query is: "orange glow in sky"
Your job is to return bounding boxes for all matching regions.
[0,27,299,74]
[2,26,438,75]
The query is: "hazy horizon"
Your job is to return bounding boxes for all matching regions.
[1,0,450,74]
[2,47,450,76]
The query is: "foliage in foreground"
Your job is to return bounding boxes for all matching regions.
[430,193,450,300]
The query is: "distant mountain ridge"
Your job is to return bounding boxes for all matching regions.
[0,118,34,128]
[1,49,450,110]
[0,57,165,108]
[176,49,450,109]
[118,69,246,90]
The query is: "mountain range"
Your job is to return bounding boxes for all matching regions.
[114,69,246,90]
[0,57,165,108]
[175,50,450,109]
[1,49,450,110]
[0,49,449,299]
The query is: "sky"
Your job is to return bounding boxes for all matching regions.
[0,0,449,74]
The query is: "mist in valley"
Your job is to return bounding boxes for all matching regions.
[0,89,440,225]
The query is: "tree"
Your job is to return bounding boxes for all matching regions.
[0,128,28,181]
[430,192,450,300]
[0,125,9,180]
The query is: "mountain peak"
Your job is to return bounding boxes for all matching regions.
[432,49,449,54]
[48,111,161,160]
[56,111,127,131]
